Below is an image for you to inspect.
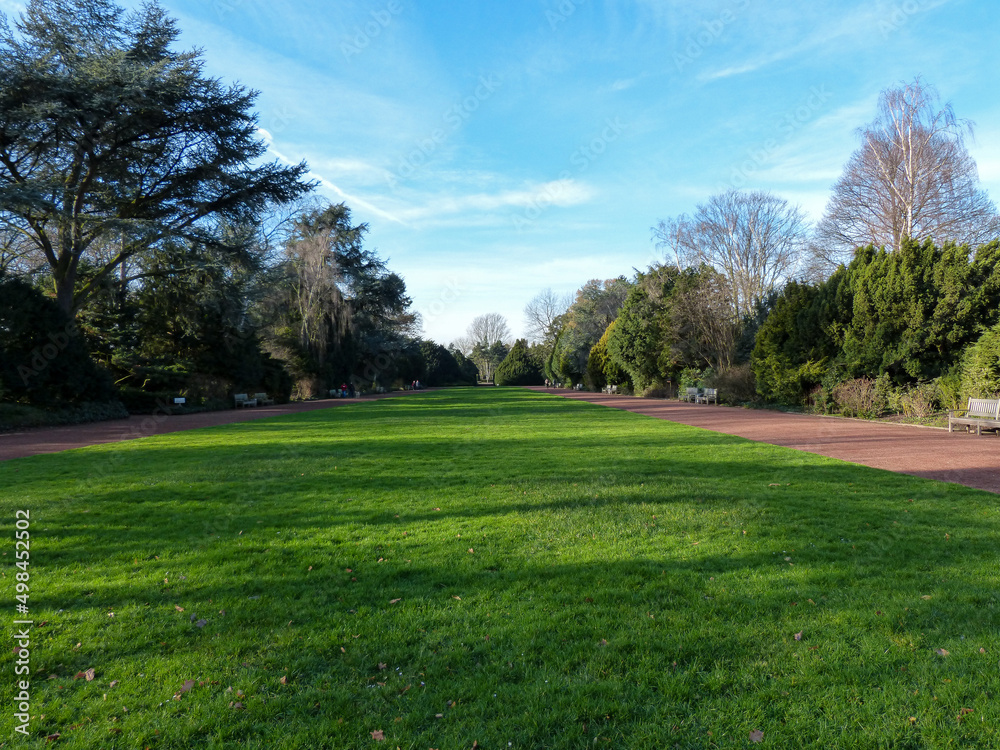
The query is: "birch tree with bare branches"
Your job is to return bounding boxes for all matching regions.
[811,78,1000,276]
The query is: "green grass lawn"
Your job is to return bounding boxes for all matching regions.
[2,387,998,749]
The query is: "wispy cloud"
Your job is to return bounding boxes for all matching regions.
[260,128,406,225]
[699,0,955,82]
[395,179,597,223]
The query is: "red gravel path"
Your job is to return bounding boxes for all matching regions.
[530,387,1000,495]
[0,394,407,462]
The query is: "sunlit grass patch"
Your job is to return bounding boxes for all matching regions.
[1,387,997,748]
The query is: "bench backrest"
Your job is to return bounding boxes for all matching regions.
[967,398,1000,419]
[686,387,698,396]
[234,393,249,400]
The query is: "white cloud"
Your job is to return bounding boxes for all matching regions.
[393,179,597,224]
[699,1,956,82]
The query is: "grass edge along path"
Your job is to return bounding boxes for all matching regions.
[531,386,1000,495]
[1,387,997,749]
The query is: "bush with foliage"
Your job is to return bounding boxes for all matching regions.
[606,266,679,392]
[961,323,1000,398]
[707,364,757,404]
[495,340,544,386]
[0,272,117,406]
[586,321,630,390]
[753,239,1000,405]
[418,341,477,387]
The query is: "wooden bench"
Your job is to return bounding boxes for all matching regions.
[697,388,718,405]
[949,398,1000,435]
[253,392,274,406]
[234,393,257,408]
[684,387,699,403]
[604,384,618,394]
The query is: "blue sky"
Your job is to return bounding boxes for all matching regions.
[18,0,1000,344]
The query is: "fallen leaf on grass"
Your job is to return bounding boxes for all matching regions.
[389,598,402,604]
[195,619,207,628]
[279,676,288,685]
[980,648,986,654]
[230,701,244,709]
[109,681,118,688]
[371,729,385,740]
[452,596,461,601]
[468,548,474,554]
[74,668,95,681]
[378,662,387,670]
[909,717,917,724]
[45,733,60,742]
[750,729,764,743]
[794,632,803,641]
[922,595,932,600]
[936,648,950,657]
[175,605,184,612]
[180,680,195,693]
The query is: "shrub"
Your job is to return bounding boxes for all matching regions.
[832,378,883,418]
[495,339,543,386]
[641,385,671,399]
[0,401,128,432]
[0,271,117,406]
[961,324,1000,398]
[936,369,963,411]
[899,382,940,418]
[707,364,757,404]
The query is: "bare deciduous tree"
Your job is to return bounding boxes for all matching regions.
[463,313,512,383]
[467,312,512,348]
[523,288,570,343]
[811,77,1000,275]
[663,190,807,320]
[652,215,694,271]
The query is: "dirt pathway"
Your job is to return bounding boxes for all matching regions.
[530,388,1000,494]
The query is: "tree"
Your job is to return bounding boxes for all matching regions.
[419,341,476,387]
[0,270,116,405]
[523,288,570,343]
[662,190,807,320]
[258,203,416,395]
[464,313,512,382]
[467,313,512,349]
[547,277,630,384]
[0,0,311,316]
[811,78,1000,274]
[495,339,543,386]
[586,321,630,391]
[470,340,509,383]
[605,265,680,392]
[752,239,1000,404]
[668,265,741,373]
